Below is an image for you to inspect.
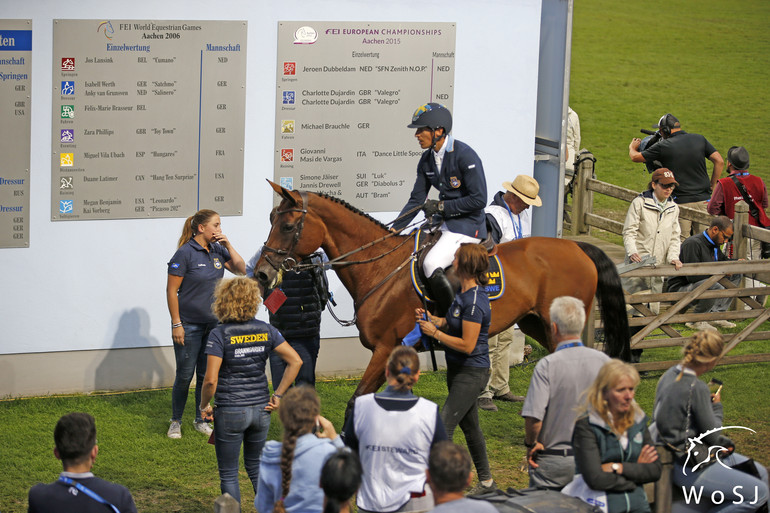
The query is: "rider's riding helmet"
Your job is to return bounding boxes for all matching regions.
[408,103,452,134]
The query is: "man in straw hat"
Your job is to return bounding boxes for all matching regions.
[478,175,542,411]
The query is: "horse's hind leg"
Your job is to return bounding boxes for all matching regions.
[517,313,551,351]
[345,342,393,419]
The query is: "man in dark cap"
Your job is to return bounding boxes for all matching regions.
[709,146,769,279]
[708,146,768,231]
[629,114,724,239]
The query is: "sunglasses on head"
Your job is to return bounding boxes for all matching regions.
[657,182,675,189]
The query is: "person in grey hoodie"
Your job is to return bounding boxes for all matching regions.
[256,386,344,513]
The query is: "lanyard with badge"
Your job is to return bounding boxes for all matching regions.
[555,341,583,351]
[58,476,121,513]
[702,230,720,262]
[503,201,523,240]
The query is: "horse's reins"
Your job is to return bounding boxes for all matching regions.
[261,195,431,325]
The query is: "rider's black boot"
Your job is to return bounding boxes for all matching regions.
[427,268,455,317]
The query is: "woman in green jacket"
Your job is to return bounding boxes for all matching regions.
[572,360,662,513]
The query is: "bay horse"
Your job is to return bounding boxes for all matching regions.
[255,181,630,410]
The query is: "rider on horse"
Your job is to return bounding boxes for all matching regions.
[392,103,488,314]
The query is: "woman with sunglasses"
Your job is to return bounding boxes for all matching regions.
[621,168,683,313]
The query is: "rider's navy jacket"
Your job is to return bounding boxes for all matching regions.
[393,136,488,239]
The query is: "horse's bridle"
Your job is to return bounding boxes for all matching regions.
[260,191,309,273]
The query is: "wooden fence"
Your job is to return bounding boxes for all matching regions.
[567,151,770,370]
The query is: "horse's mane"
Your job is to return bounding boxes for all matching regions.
[313,191,390,231]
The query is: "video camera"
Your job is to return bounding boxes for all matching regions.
[638,128,663,174]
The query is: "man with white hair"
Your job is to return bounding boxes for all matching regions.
[520,296,610,490]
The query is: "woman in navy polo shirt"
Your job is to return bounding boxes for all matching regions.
[166,209,246,439]
[416,243,496,494]
[199,276,302,505]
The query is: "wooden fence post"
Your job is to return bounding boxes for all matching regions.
[571,151,594,235]
[733,201,749,310]
[734,201,749,260]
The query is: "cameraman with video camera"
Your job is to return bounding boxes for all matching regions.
[629,114,724,240]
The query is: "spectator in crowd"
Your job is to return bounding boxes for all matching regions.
[200,276,302,506]
[425,441,497,512]
[416,243,496,494]
[629,114,724,239]
[342,346,446,513]
[256,386,343,513]
[708,146,769,305]
[521,296,610,490]
[665,216,740,330]
[566,106,581,167]
[247,248,329,388]
[166,209,246,438]
[393,103,488,315]
[652,330,768,512]
[622,168,682,315]
[28,413,137,513]
[320,450,362,513]
[708,145,769,260]
[479,174,542,411]
[570,360,661,513]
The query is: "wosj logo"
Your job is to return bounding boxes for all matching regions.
[681,425,763,507]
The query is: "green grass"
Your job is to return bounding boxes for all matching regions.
[571,0,770,221]
[2,339,767,513]
[5,1,770,511]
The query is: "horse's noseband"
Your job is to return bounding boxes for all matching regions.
[260,191,309,273]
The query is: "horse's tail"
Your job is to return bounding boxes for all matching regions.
[576,241,631,361]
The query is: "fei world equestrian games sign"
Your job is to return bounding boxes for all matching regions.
[51,19,247,221]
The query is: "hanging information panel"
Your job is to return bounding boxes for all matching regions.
[275,21,455,211]
[51,19,247,221]
[0,19,32,247]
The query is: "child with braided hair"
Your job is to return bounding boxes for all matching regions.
[256,386,343,513]
[652,330,768,512]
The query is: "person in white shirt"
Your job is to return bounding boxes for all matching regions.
[478,175,542,411]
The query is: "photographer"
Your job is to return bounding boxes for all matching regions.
[629,114,724,239]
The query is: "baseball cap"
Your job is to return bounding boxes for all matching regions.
[653,114,680,130]
[727,146,750,170]
[651,168,678,185]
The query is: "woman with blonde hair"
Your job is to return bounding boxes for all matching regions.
[653,330,768,512]
[570,359,661,513]
[256,386,343,513]
[342,346,446,513]
[199,276,302,507]
[166,209,246,439]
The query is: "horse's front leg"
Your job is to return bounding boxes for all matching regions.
[344,342,393,421]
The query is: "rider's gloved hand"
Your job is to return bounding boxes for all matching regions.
[423,199,442,218]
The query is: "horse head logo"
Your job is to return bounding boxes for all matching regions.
[97,21,114,40]
[682,425,756,475]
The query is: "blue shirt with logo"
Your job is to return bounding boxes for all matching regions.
[443,286,490,368]
[168,239,231,323]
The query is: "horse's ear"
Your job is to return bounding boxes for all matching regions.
[267,179,299,207]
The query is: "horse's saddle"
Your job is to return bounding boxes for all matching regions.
[410,228,505,303]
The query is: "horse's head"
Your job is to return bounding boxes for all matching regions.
[254,180,325,290]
